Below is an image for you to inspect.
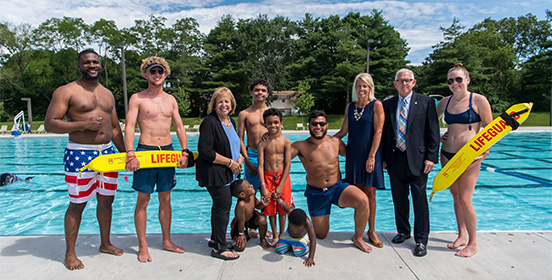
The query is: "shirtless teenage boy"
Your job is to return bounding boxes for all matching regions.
[125,57,190,262]
[257,108,292,246]
[238,78,270,194]
[229,179,270,251]
[291,110,372,253]
[44,49,125,270]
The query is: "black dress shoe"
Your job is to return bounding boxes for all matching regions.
[414,243,427,257]
[391,233,411,244]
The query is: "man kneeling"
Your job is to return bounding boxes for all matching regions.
[291,110,372,253]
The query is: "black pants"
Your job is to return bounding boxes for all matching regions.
[388,151,430,245]
[206,184,232,251]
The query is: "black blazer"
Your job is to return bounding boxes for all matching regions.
[196,112,237,187]
[382,92,440,177]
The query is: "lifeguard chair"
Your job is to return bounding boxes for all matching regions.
[12,111,31,136]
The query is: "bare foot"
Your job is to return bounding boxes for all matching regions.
[99,244,124,256]
[455,244,477,257]
[266,230,273,239]
[270,237,280,247]
[352,237,372,253]
[137,246,152,263]
[249,228,259,238]
[64,254,84,270]
[260,238,271,249]
[163,241,185,254]
[447,237,468,250]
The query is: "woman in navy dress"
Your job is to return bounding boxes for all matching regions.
[334,73,385,248]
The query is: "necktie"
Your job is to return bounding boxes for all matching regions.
[397,98,407,151]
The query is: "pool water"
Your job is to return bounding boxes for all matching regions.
[0,132,551,235]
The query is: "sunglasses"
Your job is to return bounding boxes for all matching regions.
[447,77,463,85]
[310,121,327,127]
[149,68,164,75]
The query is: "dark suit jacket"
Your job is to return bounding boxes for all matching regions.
[196,112,237,187]
[382,92,440,177]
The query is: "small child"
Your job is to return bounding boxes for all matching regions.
[275,197,317,267]
[257,108,292,246]
[229,179,270,251]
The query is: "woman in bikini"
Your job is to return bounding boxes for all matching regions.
[436,63,493,257]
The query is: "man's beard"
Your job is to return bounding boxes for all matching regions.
[310,128,327,139]
[80,68,101,80]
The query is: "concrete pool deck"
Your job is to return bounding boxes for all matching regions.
[1,231,551,279]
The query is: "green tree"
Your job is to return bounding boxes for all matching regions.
[294,81,315,124]
[32,17,90,51]
[173,87,192,117]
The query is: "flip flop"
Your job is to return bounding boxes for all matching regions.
[368,237,384,248]
[211,249,239,260]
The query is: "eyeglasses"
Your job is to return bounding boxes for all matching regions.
[447,77,463,85]
[149,68,164,75]
[310,122,327,127]
[396,79,413,84]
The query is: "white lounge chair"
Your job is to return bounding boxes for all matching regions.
[35,124,46,133]
[192,124,200,132]
[0,125,7,134]
[296,123,305,130]
[183,125,190,130]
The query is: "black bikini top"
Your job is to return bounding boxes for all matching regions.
[444,92,481,126]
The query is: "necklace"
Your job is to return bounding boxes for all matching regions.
[221,119,231,129]
[217,113,232,129]
[353,105,365,121]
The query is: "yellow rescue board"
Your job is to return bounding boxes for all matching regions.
[79,150,198,173]
[430,102,533,200]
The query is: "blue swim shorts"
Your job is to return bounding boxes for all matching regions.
[304,179,350,217]
[244,148,260,191]
[131,144,176,194]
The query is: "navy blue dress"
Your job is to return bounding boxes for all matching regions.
[345,101,385,189]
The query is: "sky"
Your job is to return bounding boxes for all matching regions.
[0,0,549,65]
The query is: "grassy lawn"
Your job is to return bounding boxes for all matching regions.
[2,112,550,132]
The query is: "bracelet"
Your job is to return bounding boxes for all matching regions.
[127,150,134,153]
[228,159,233,168]
[278,199,284,204]
[260,182,266,186]
[238,232,244,236]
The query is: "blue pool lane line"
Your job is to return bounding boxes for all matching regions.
[481,165,552,186]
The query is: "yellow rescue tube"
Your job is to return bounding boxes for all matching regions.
[80,150,198,173]
[430,102,533,200]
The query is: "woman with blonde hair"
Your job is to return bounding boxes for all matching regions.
[196,87,243,260]
[334,73,385,248]
[437,63,492,257]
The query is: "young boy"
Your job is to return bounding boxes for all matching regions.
[275,197,317,267]
[257,108,292,246]
[229,179,271,251]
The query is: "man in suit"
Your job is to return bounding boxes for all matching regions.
[382,68,440,257]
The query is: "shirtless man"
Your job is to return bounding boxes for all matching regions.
[291,110,372,253]
[124,56,189,262]
[238,78,270,194]
[44,49,125,270]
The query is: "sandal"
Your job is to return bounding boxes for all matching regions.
[211,248,239,260]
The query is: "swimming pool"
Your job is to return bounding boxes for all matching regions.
[0,131,551,235]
